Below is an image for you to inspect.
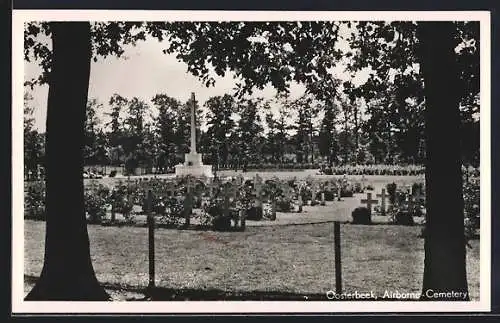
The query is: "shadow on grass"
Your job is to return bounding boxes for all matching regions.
[27,218,426,232]
[25,275,421,301]
[144,286,331,301]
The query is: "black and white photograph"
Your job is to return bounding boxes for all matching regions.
[12,10,490,313]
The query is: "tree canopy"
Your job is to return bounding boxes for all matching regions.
[25,21,479,167]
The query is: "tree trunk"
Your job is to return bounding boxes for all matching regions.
[417,22,468,300]
[25,22,109,301]
[353,103,359,153]
[343,116,349,165]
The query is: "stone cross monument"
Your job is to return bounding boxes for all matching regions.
[190,91,197,154]
[175,92,213,178]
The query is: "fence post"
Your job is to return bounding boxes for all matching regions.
[146,189,155,289]
[334,221,342,294]
[240,209,246,231]
[110,202,116,223]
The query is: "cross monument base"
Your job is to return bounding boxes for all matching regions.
[174,153,214,178]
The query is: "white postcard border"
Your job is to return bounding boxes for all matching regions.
[12,9,492,313]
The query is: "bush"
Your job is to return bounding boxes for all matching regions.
[322,168,333,175]
[201,197,238,230]
[341,186,354,198]
[386,183,397,204]
[320,164,426,176]
[353,182,363,193]
[109,170,117,177]
[109,185,135,223]
[124,157,138,176]
[212,214,233,231]
[25,182,46,220]
[463,177,480,230]
[275,197,293,212]
[412,182,424,197]
[323,190,335,201]
[394,211,415,226]
[463,175,480,239]
[84,185,110,224]
[351,207,371,224]
[246,206,263,221]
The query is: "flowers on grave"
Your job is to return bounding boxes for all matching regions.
[259,180,280,219]
[322,164,426,176]
[301,179,320,205]
[353,182,364,194]
[109,183,135,222]
[155,196,184,227]
[291,199,303,213]
[275,196,293,212]
[321,182,337,201]
[384,184,427,225]
[192,181,207,208]
[150,195,166,214]
[202,198,223,218]
[193,199,214,227]
[262,179,281,201]
[198,188,237,230]
[262,202,276,220]
[340,183,354,198]
[24,181,46,220]
[300,186,313,202]
[393,190,424,216]
[235,183,255,211]
[204,198,239,230]
[84,184,110,224]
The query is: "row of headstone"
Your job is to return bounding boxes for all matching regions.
[96,174,367,230]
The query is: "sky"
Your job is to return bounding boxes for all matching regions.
[24,26,370,133]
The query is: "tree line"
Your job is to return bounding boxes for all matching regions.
[24,83,479,178]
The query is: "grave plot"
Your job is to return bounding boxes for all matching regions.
[350,183,426,226]
[95,175,370,229]
[28,172,480,236]
[25,173,433,229]
[351,192,378,225]
[385,182,426,226]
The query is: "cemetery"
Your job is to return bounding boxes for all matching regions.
[21,20,482,303]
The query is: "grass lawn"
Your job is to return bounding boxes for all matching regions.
[24,220,480,301]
